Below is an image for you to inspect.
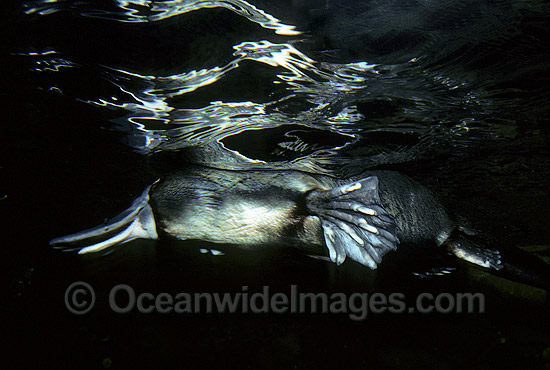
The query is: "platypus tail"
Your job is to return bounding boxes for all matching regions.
[444,230,550,291]
[49,186,158,254]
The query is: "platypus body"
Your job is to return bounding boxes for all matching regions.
[150,168,454,267]
[51,166,550,289]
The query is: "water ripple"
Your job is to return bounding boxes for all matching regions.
[72,40,379,158]
[24,0,300,35]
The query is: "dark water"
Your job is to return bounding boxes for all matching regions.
[4,0,550,369]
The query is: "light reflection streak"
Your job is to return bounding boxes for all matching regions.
[24,0,301,35]
[77,40,377,154]
[11,50,78,72]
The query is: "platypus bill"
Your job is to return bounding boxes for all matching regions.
[50,166,550,289]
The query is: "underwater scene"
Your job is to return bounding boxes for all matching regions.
[4,0,550,369]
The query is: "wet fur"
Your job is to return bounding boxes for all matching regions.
[150,167,454,254]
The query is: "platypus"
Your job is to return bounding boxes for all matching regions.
[51,166,550,289]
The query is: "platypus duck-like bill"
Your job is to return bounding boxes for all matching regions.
[50,185,158,254]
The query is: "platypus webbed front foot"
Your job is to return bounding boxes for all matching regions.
[306,176,398,269]
[50,186,158,254]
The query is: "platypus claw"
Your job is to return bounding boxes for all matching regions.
[306,176,398,269]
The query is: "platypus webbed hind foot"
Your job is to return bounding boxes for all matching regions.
[306,176,398,269]
[445,231,503,270]
[50,186,158,254]
[445,230,550,290]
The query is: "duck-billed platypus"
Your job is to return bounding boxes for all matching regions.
[51,166,550,289]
